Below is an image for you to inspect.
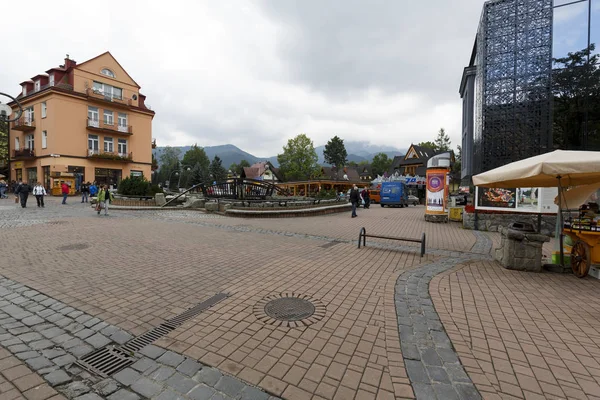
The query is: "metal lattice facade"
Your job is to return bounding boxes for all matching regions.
[472,0,553,175]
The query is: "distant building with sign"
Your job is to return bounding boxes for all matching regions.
[8,52,155,190]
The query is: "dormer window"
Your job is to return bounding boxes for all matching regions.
[101,68,115,78]
[22,86,27,96]
[49,74,55,86]
[34,81,40,91]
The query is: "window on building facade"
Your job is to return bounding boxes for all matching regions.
[87,106,99,127]
[25,134,34,150]
[24,107,34,123]
[118,113,128,132]
[42,131,47,149]
[34,81,40,92]
[93,81,123,100]
[42,102,47,118]
[104,137,114,153]
[101,68,115,78]
[15,137,20,151]
[88,134,99,154]
[118,138,127,155]
[49,74,54,86]
[22,86,27,96]
[103,110,114,126]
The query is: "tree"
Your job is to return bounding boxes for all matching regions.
[552,44,600,150]
[229,159,251,176]
[157,146,181,188]
[371,153,392,176]
[189,163,207,187]
[347,161,358,167]
[452,145,462,178]
[209,156,227,182]
[182,144,210,171]
[277,134,320,181]
[417,141,436,150]
[434,128,452,152]
[323,136,348,168]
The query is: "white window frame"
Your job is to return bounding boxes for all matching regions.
[25,134,34,150]
[118,113,128,132]
[93,81,123,100]
[22,86,27,96]
[42,102,47,118]
[24,107,34,123]
[101,68,115,78]
[15,137,20,151]
[49,74,54,86]
[103,110,114,126]
[42,131,48,149]
[104,137,114,153]
[88,106,99,127]
[118,138,127,155]
[88,134,99,154]
[34,81,40,92]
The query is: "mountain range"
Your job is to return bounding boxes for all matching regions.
[153,141,406,169]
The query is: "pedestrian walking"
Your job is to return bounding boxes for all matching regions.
[32,182,47,208]
[0,180,7,199]
[81,181,90,203]
[14,180,31,208]
[61,181,69,204]
[362,187,371,209]
[96,185,114,216]
[349,184,360,218]
[89,182,98,198]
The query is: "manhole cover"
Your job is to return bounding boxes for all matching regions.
[265,297,315,321]
[254,293,326,327]
[57,243,90,251]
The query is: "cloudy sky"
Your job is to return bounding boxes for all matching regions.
[2,0,597,157]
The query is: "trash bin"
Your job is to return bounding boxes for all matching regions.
[495,221,549,272]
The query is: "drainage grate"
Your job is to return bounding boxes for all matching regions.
[47,220,68,225]
[57,243,90,251]
[77,346,135,378]
[264,297,316,321]
[77,292,229,377]
[320,241,341,249]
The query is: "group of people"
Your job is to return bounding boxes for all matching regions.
[3,179,113,214]
[348,185,371,218]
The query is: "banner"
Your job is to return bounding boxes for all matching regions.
[426,169,446,213]
[477,187,516,209]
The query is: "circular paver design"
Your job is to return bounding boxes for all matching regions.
[56,243,91,251]
[254,293,326,328]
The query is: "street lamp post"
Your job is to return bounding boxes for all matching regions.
[177,166,191,190]
[0,92,24,182]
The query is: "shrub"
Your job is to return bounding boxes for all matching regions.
[118,176,155,196]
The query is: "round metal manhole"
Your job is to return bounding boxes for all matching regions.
[57,243,90,251]
[254,293,326,328]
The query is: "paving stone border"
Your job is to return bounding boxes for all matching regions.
[395,237,493,399]
[0,276,278,400]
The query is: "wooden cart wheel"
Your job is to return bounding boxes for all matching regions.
[571,240,591,278]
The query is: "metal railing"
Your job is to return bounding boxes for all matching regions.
[13,148,35,158]
[87,118,132,134]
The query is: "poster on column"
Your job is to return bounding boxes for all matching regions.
[426,169,446,213]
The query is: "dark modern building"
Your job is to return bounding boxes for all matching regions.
[460,0,554,186]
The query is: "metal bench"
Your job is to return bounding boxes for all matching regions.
[358,227,426,257]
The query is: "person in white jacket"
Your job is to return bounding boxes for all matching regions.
[32,182,47,208]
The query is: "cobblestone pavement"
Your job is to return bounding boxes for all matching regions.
[3,196,594,400]
[431,259,600,400]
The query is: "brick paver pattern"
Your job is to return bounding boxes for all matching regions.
[431,259,600,400]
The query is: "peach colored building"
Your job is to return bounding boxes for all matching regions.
[9,52,155,193]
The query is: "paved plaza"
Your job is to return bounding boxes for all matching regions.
[0,197,599,399]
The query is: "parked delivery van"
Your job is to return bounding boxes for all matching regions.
[380,181,408,208]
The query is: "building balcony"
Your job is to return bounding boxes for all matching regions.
[87,150,133,162]
[86,118,133,135]
[11,118,35,132]
[13,148,36,159]
[86,88,132,108]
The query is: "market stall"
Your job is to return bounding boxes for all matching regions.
[473,150,600,278]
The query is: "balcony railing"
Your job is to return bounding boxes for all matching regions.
[87,118,133,135]
[86,88,132,106]
[13,148,36,158]
[11,118,35,131]
[87,149,133,162]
